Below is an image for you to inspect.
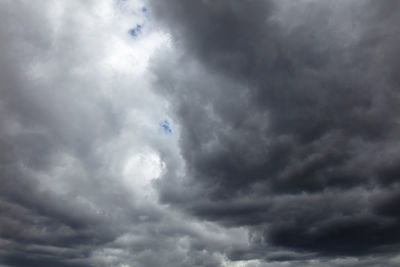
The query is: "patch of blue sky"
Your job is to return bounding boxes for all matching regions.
[129,24,142,37]
[159,120,172,134]
[141,5,150,19]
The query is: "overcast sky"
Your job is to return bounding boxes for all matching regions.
[1,1,400,266]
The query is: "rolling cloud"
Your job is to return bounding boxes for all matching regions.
[1,0,400,266]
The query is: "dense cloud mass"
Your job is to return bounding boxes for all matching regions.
[2,0,400,266]
[150,0,400,263]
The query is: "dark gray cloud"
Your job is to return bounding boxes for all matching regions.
[149,0,400,263]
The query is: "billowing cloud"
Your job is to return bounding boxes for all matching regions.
[0,1,249,266]
[148,0,400,264]
[2,0,400,266]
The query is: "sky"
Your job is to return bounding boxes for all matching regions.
[1,0,400,266]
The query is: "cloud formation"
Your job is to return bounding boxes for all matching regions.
[0,1,246,266]
[2,0,400,266]
[149,0,400,263]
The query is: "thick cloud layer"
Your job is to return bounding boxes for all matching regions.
[2,0,400,266]
[149,0,400,263]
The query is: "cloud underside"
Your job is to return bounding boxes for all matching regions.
[2,0,400,266]
[150,0,400,261]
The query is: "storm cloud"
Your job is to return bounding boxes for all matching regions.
[2,0,400,266]
[149,0,400,263]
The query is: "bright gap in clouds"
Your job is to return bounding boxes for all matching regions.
[103,2,170,75]
[104,31,169,75]
[122,150,164,197]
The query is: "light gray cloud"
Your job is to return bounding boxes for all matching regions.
[0,1,250,266]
